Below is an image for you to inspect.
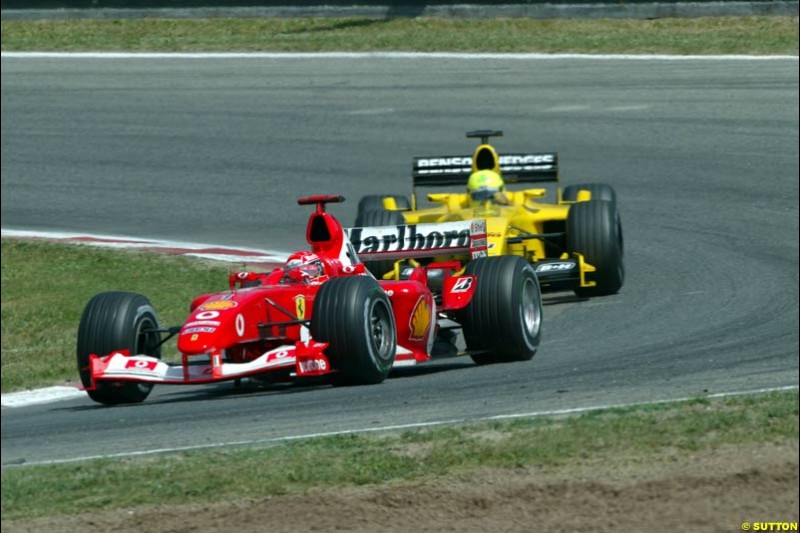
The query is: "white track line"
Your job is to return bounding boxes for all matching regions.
[5,385,797,467]
[2,51,797,60]
[1,228,290,263]
[0,386,86,408]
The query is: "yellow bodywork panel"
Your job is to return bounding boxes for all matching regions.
[403,188,572,265]
[382,196,399,210]
[398,186,599,288]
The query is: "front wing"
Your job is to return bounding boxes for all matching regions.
[88,341,331,387]
[88,341,430,389]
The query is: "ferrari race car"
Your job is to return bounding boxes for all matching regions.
[354,130,624,297]
[78,195,542,405]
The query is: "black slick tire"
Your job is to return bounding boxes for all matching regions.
[355,195,411,226]
[566,200,624,297]
[311,276,396,385]
[77,291,162,405]
[457,256,542,365]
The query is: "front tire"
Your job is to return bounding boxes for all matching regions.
[77,291,162,405]
[567,200,624,297]
[311,276,396,385]
[457,256,542,365]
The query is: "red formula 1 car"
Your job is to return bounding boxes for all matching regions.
[77,195,542,405]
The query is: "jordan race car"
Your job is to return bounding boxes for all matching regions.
[354,130,624,297]
[78,195,542,405]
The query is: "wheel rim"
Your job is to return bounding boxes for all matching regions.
[136,316,160,357]
[132,315,160,393]
[369,299,395,363]
[521,277,541,337]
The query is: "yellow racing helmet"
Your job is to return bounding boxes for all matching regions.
[467,170,505,204]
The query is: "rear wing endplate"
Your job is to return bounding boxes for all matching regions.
[346,220,488,261]
[412,153,559,187]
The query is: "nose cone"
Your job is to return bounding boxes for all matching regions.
[178,299,240,354]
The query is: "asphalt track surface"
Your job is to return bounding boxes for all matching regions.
[1,55,798,466]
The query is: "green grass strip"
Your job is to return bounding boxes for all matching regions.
[2,16,797,54]
[1,239,232,392]
[2,390,797,520]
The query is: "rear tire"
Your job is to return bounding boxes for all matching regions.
[566,200,624,297]
[562,183,616,205]
[457,256,542,365]
[356,209,407,279]
[311,276,396,385]
[355,195,410,226]
[77,291,162,405]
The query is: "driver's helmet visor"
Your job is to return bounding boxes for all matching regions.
[283,258,324,282]
[470,187,502,203]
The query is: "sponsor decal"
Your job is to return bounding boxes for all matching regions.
[347,219,486,261]
[182,327,216,335]
[498,154,555,166]
[200,300,238,311]
[235,314,245,337]
[536,262,576,273]
[416,156,472,167]
[294,295,306,320]
[190,334,199,341]
[416,155,555,167]
[124,359,158,372]
[451,276,474,293]
[195,310,220,320]
[409,296,432,341]
[414,154,556,175]
[349,224,470,254]
[264,349,291,364]
[184,320,221,327]
[470,220,487,235]
[298,358,328,373]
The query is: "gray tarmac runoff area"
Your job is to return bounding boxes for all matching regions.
[1,55,798,466]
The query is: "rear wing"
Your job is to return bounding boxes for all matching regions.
[346,220,488,261]
[412,153,559,187]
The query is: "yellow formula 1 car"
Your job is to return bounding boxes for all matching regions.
[353,130,624,297]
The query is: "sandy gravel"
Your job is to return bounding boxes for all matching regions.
[4,440,798,533]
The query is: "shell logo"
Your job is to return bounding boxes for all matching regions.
[200,300,238,311]
[409,296,431,341]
